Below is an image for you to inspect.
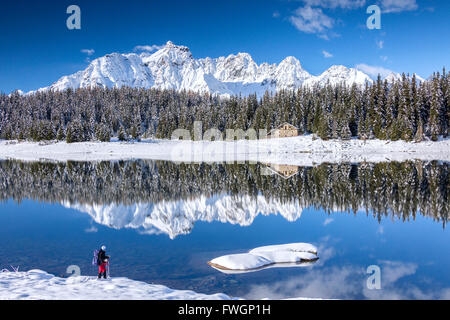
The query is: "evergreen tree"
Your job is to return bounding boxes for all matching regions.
[0,71,447,143]
[118,126,127,142]
[398,74,414,141]
[429,74,443,141]
[56,126,65,141]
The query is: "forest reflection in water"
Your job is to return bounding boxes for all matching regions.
[0,159,447,231]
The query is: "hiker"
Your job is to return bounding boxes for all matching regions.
[97,245,110,279]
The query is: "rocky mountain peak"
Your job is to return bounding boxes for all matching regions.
[32,41,380,97]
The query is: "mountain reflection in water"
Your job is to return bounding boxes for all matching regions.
[0,159,447,237]
[0,159,449,299]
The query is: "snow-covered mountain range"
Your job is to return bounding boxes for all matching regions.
[33,41,378,97]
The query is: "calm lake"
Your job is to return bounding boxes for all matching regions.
[0,159,448,299]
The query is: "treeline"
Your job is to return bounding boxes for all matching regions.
[0,160,447,226]
[0,70,448,142]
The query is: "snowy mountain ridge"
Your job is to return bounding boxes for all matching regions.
[34,41,376,97]
[384,71,425,83]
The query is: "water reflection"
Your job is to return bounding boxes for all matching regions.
[0,165,448,300]
[244,261,450,300]
[0,159,447,237]
[63,196,303,239]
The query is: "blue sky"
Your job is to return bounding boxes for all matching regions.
[0,0,448,93]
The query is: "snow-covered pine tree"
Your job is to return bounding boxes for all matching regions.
[439,68,449,137]
[118,126,127,142]
[398,73,414,141]
[429,73,443,141]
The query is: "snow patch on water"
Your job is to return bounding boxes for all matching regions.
[208,243,319,274]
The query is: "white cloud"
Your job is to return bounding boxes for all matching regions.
[133,45,163,52]
[81,49,95,56]
[356,63,394,79]
[377,225,384,234]
[289,6,334,37]
[245,260,449,300]
[85,225,98,233]
[302,0,366,9]
[380,0,418,13]
[376,40,384,49]
[245,265,361,300]
[323,217,334,225]
[322,50,333,58]
[379,260,417,283]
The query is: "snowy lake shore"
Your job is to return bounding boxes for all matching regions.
[0,269,323,300]
[0,269,233,300]
[0,136,449,165]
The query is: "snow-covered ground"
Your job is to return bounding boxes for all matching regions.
[208,243,319,274]
[0,136,448,165]
[0,269,232,300]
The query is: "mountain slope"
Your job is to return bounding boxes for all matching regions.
[36,41,377,97]
[384,72,425,83]
[303,65,372,87]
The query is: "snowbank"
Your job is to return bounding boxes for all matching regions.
[208,243,319,274]
[0,270,232,300]
[0,136,449,165]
